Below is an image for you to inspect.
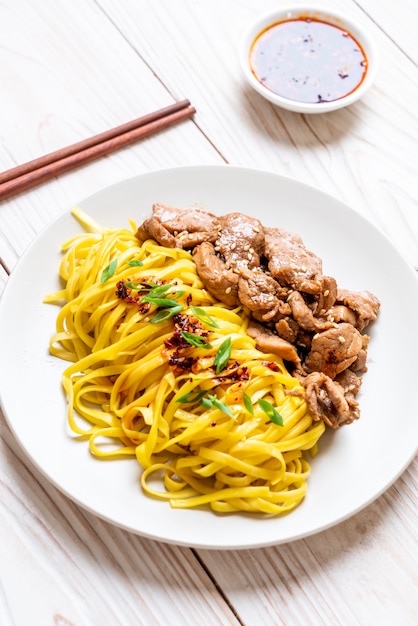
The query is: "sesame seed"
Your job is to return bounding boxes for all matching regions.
[324,289,330,296]
[225,287,232,294]
[244,244,250,251]
[253,226,260,233]
[230,242,236,250]
[338,336,346,343]
[249,247,254,254]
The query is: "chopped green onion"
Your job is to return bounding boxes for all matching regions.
[100,259,117,283]
[147,284,172,296]
[126,259,144,267]
[258,398,284,426]
[177,388,234,419]
[138,281,159,289]
[170,290,186,300]
[201,397,213,410]
[243,392,254,416]
[214,336,232,374]
[190,306,220,328]
[176,389,207,403]
[150,304,183,323]
[207,395,234,419]
[180,330,212,349]
[123,280,157,291]
[142,296,182,308]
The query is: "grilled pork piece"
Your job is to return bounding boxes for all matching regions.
[335,289,381,331]
[136,202,220,248]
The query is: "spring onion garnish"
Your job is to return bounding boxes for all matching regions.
[180,330,212,349]
[126,259,144,267]
[143,296,183,308]
[207,394,234,419]
[100,259,117,283]
[243,392,254,416]
[213,336,232,374]
[190,306,220,328]
[258,398,284,426]
[176,389,233,418]
[150,304,183,324]
[200,397,213,410]
[200,394,234,418]
[176,389,208,403]
[124,280,160,291]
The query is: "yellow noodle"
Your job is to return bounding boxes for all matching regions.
[46,206,325,515]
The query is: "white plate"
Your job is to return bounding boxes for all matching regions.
[1,165,417,549]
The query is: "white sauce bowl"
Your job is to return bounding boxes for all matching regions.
[239,5,379,113]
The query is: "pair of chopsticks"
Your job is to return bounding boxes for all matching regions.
[0,99,195,202]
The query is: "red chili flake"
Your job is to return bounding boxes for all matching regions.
[263,361,281,372]
[214,365,249,383]
[116,280,143,304]
[168,354,196,372]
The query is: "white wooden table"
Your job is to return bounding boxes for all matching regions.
[0,1,417,624]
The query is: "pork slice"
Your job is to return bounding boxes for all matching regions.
[275,317,299,343]
[287,290,334,332]
[350,348,368,373]
[246,320,301,365]
[192,242,239,306]
[152,202,219,234]
[136,203,220,249]
[304,371,360,428]
[238,268,290,322]
[264,227,323,293]
[313,275,338,314]
[136,216,178,248]
[217,213,265,270]
[336,289,381,331]
[326,304,357,326]
[334,369,363,397]
[304,323,363,379]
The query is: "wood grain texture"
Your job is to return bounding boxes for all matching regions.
[0,1,417,625]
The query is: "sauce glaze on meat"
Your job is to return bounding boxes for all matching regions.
[136,203,380,429]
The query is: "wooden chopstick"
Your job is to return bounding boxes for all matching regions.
[0,100,195,201]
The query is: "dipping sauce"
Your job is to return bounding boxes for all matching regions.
[250,17,368,104]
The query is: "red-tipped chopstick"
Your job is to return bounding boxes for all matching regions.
[0,99,195,201]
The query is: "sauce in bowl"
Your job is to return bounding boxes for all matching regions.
[250,17,368,104]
